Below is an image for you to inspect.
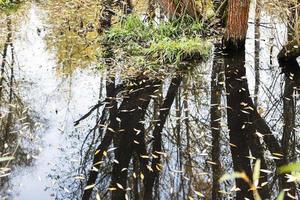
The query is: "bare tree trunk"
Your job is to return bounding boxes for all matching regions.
[224,0,250,49]
[157,0,198,18]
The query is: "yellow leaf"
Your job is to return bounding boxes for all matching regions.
[96,193,101,200]
[103,151,107,157]
[108,187,117,191]
[84,184,95,190]
[116,183,124,189]
[195,190,205,197]
[140,173,144,180]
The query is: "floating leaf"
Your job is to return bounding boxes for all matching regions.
[194,190,205,197]
[140,173,144,180]
[253,159,261,187]
[108,187,117,191]
[116,183,124,189]
[219,172,249,183]
[84,184,95,190]
[103,151,107,157]
[96,193,101,200]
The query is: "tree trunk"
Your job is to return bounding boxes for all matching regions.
[157,0,198,18]
[224,0,250,50]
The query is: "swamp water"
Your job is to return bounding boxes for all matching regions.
[0,2,299,200]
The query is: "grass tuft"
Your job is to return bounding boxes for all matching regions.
[99,14,212,72]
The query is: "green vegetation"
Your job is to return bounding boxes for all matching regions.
[100,15,212,71]
[147,37,211,64]
[0,0,22,13]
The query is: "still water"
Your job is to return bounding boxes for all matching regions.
[0,1,299,200]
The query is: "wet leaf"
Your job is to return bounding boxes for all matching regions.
[206,160,217,165]
[108,187,117,191]
[116,183,124,189]
[84,184,95,190]
[261,182,268,187]
[96,193,101,200]
[229,143,237,147]
[273,153,284,157]
[194,190,204,197]
[107,147,117,152]
[219,172,249,183]
[255,131,264,138]
[253,159,261,187]
[287,192,296,199]
[103,151,107,157]
[74,176,85,180]
[107,127,115,133]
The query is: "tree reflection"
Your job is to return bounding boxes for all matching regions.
[0,14,37,197]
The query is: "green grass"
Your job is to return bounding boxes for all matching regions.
[147,37,211,64]
[100,15,212,68]
[105,15,152,43]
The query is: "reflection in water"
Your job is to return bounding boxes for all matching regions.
[0,13,40,200]
[75,71,212,200]
[42,0,100,74]
[0,1,299,200]
[0,4,101,200]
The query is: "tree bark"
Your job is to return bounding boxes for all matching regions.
[157,0,198,18]
[224,0,250,50]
